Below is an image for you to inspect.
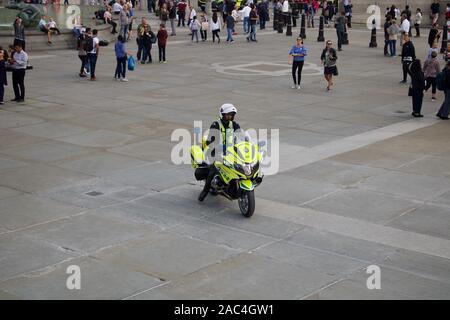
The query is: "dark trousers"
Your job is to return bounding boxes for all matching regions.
[158,45,166,61]
[412,90,424,114]
[178,11,185,26]
[49,27,60,34]
[202,164,217,193]
[336,30,344,49]
[12,69,25,100]
[191,30,199,42]
[0,84,4,102]
[425,77,437,94]
[292,60,304,85]
[201,30,207,41]
[414,23,420,37]
[107,20,117,33]
[115,57,126,78]
[78,55,87,74]
[212,29,220,42]
[142,44,152,62]
[402,61,412,82]
[438,89,450,117]
[147,0,155,12]
[87,53,97,78]
[137,38,143,60]
[384,39,389,55]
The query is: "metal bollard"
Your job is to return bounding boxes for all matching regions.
[317,15,325,42]
[343,19,349,45]
[286,12,292,36]
[441,24,448,53]
[369,19,377,47]
[300,13,306,39]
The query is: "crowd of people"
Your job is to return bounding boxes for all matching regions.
[382,1,450,119]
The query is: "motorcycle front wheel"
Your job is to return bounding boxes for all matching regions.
[238,190,255,218]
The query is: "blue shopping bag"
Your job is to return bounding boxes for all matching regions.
[127,55,135,71]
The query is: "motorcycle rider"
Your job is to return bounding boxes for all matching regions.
[198,103,241,202]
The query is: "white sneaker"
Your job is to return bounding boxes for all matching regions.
[116,77,121,81]
[297,85,301,90]
[120,78,129,82]
[291,85,296,89]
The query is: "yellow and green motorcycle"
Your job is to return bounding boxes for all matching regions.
[190,134,264,218]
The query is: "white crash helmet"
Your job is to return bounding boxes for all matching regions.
[219,103,237,118]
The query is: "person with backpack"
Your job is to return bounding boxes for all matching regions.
[436,61,450,120]
[423,51,440,101]
[189,16,201,43]
[141,24,155,64]
[408,59,425,117]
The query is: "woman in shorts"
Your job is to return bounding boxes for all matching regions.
[321,40,338,91]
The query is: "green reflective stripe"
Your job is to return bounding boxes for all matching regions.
[218,118,233,146]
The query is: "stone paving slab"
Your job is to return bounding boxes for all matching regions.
[386,204,450,240]
[306,266,450,300]
[0,194,84,231]
[0,232,80,282]
[0,256,163,300]
[93,232,238,281]
[129,253,337,300]
[0,140,93,163]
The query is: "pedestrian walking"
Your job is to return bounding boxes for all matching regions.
[246,4,258,42]
[157,23,168,63]
[168,1,177,35]
[114,35,129,81]
[436,61,450,120]
[423,51,440,101]
[86,29,100,80]
[414,8,422,37]
[177,0,187,27]
[141,24,154,63]
[13,17,26,51]
[335,11,345,51]
[321,40,338,91]
[288,37,308,89]
[77,28,89,77]
[9,43,28,102]
[0,48,7,105]
[190,16,200,42]
[400,34,415,84]
[408,59,425,117]
[387,18,400,57]
[225,11,235,43]
[211,11,221,43]
[200,13,209,41]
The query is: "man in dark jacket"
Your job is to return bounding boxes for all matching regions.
[437,61,450,120]
[335,11,345,51]
[400,34,416,83]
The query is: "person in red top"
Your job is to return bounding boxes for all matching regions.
[157,23,168,63]
[177,0,187,27]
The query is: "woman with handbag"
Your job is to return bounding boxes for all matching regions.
[320,40,338,91]
[408,59,425,117]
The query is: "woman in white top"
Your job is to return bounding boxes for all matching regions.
[414,8,422,37]
[210,11,221,43]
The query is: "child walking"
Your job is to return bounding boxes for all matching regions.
[189,16,200,43]
[157,23,168,63]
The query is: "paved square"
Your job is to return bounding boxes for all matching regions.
[0,8,449,300]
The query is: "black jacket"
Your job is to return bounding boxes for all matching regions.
[410,70,425,91]
[0,61,7,86]
[401,41,416,61]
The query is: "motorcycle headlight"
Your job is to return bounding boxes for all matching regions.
[235,163,250,176]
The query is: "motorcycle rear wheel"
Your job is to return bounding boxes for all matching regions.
[238,190,255,218]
